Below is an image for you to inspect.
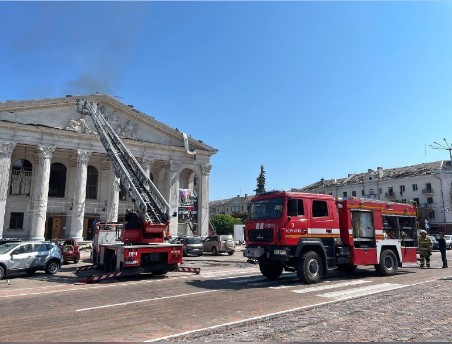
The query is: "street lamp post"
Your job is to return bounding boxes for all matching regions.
[430,138,452,164]
[430,139,452,233]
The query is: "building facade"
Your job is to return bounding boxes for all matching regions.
[210,194,252,217]
[294,161,452,234]
[0,94,217,241]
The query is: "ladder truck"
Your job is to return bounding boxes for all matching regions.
[76,99,190,279]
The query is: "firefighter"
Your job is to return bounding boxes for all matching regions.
[125,208,139,229]
[438,232,448,268]
[418,230,433,268]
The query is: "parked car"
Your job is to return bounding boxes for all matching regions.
[56,238,80,264]
[169,236,203,257]
[203,235,235,256]
[430,235,439,250]
[0,241,63,280]
[444,235,452,250]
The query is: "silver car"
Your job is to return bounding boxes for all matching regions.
[444,235,452,250]
[0,241,63,280]
[203,235,236,256]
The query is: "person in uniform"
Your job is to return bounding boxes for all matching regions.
[438,232,448,268]
[418,230,433,268]
[124,208,139,229]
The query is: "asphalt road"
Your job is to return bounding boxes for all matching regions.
[0,247,450,342]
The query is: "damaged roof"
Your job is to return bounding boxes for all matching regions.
[298,160,452,191]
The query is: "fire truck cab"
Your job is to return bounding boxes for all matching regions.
[243,191,418,284]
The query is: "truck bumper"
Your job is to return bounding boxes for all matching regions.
[243,247,265,258]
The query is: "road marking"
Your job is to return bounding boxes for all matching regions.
[290,280,370,293]
[0,275,189,299]
[144,280,419,342]
[319,282,405,300]
[75,290,218,312]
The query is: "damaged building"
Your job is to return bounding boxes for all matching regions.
[0,94,217,241]
[294,161,452,234]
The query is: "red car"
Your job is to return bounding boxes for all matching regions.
[55,239,80,264]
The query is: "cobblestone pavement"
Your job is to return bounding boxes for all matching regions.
[159,276,452,342]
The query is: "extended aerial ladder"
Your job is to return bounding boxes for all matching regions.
[76,99,171,243]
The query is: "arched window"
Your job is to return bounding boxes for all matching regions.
[10,159,33,195]
[86,165,98,199]
[49,163,67,198]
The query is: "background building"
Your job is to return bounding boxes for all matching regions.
[0,94,217,240]
[210,194,252,217]
[294,161,452,234]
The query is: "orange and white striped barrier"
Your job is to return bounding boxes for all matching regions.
[81,271,124,284]
[176,267,201,274]
[75,264,100,273]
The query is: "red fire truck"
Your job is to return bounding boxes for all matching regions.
[76,99,185,279]
[243,191,418,284]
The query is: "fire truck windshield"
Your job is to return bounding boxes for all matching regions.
[249,197,283,220]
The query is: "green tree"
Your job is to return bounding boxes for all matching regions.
[254,165,266,195]
[211,214,242,235]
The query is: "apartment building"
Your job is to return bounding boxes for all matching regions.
[210,194,253,216]
[294,161,452,234]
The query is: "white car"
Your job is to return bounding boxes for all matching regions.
[0,241,63,280]
[444,235,452,250]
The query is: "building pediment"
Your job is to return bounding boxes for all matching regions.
[0,94,216,154]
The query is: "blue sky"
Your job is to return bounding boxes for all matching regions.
[1,1,452,201]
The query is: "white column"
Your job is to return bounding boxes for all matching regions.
[197,164,212,237]
[0,141,16,236]
[106,167,120,222]
[168,161,181,236]
[141,158,153,191]
[69,150,91,240]
[30,145,55,240]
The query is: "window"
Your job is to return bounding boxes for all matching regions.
[412,184,418,191]
[361,190,365,196]
[10,159,33,195]
[86,165,98,199]
[429,211,435,219]
[427,197,433,204]
[10,212,24,229]
[352,211,374,238]
[369,189,375,195]
[287,199,304,217]
[388,187,394,196]
[312,200,328,217]
[352,191,357,197]
[413,198,420,205]
[401,199,407,203]
[343,191,348,197]
[48,163,67,198]
[378,188,382,194]
[400,185,405,193]
[249,197,284,220]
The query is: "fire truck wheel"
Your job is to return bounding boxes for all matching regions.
[297,251,322,284]
[108,252,117,272]
[103,250,116,272]
[259,259,283,280]
[376,250,398,276]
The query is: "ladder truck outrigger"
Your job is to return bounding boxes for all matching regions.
[75,99,199,282]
